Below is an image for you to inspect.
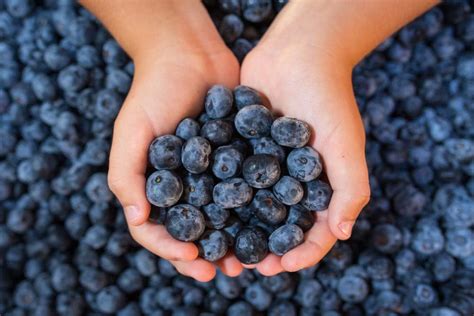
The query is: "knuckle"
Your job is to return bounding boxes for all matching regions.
[107,172,124,194]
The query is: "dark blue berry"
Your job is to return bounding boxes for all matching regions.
[165,204,205,242]
[146,170,183,207]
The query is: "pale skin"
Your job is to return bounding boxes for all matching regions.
[80,0,438,281]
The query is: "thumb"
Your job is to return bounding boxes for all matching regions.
[319,122,370,240]
[108,104,154,226]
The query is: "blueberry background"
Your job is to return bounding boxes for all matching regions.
[0,0,473,315]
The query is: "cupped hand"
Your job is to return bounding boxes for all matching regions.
[240,19,370,275]
[108,44,242,281]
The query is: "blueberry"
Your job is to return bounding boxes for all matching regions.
[117,268,144,294]
[94,89,122,122]
[371,224,403,254]
[181,173,214,207]
[294,279,322,307]
[273,176,304,205]
[243,154,280,188]
[6,0,34,18]
[76,45,101,69]
[204,85,233,119]
[146,170,183,207]
[148,206,167,224]
[410,283,438,308]
[102,39,127,66]
[269,300,296,316]
[51,264,78,292]
[232,38,254,63]
[337,275,369,303]
[219,14,244,43]
[212,145,244,179]
[218,0,242,14]
[234,226,268,264]
[215,272,242,299]
[175,118,201,140]
[430,252,456,282]
[241,0,272,23]
[197,230,228,262]
[286,204,314,232]
[227,301,254,316]
[213,177,253,208]
[244,282,273,311]
[96,286,126,314]
[287,147,323,182]
[251,189,287,225]
[181,136,212,174]
[57,65,88,92]
[271,117,311,148]
[235,104,273,138]
[301,179,332,211]
[134,249,158,276]
[268,224,304,256]
[233,85,263,110]
[79,268,108,293]
[165,204,205,242]
[445,228,473,259]
[202,203,230,229]
[200,119,233,146]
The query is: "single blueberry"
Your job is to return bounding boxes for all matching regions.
[222,215,244,246]
[234,226,268,264]
[204,85,233,119]
[212,145,244,180]
[273,176,304,205]
[181,136,212,174]
[287,147,322,182]
[146,170,183,207]
[241,0,272,23]
[148,135,183,170]
[268,224,304,256]
[243,154,280,188]
[200,119,233,146]
[175,118,201,140]
[213,178,253,208]
[235,104,273,138]
[197,230,228,262]
[271,117,311,148]
[251,190,287,225]
[219,14,244,43]
[286,204,314,232]
[301,180,333,211]
[233,85,263,110]
[337,275,369,303]
[244,282,273,311]
[165,204,205,242]
[181,173,214,207]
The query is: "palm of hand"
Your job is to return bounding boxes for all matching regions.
[240,45,370,275]
[108,51,243,282]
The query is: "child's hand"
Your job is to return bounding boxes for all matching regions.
[80,0,242,281]
[239,0,437,275]
[108,51,242,282]
[240,39,370,275]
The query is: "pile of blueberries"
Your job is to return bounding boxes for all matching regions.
[146,84,331,264]
[0,0,473,315]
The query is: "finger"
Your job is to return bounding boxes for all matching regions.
[319,123,370,240]
[281,211,337,272]
[216,253,244,277]
[255,254,284,276]
[108,104,155,226]
[171,259,217,282]
[129,222,198,261]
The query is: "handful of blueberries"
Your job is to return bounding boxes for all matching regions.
[145,85,332,264]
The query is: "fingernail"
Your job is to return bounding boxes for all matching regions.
[339,221,354,238]
[124,205,140,224]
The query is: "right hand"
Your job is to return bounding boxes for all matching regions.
[108,45,241,282]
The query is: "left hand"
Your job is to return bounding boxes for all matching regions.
[240,20,370,276]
